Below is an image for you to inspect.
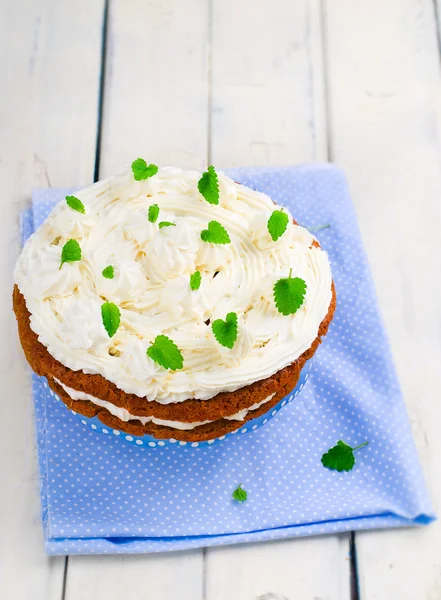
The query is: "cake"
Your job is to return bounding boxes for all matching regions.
[13,162,336,442]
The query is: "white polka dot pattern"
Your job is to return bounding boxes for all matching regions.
[22,164,434,556]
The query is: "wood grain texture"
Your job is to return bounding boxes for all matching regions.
[324,0,441,598]
[99,0,209,176]
[205,536,350,600]
[65,552,203,600]
[210,0,327,167]
[0,0,103,599]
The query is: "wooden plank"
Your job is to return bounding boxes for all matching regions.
[205,536,351,600]
[324,0,441,598]
[205,2,351,599]
[210,0,327,167]
[65,0,207,596]
[65,552,203,600]
[98,0,209,176]
[0,0,104,599]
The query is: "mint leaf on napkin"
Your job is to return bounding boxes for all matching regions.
[232,484,247,502]
[321,440,369,472]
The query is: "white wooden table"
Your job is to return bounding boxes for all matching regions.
[2,1,441,598]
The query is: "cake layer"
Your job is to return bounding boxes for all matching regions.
[48,374,297,442]
[54,377,276,430]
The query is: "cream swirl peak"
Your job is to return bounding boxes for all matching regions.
[14,165,333,404]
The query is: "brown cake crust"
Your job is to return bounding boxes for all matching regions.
[13,280,336,440]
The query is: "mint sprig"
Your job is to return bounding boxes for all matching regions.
[147,335,184,370]
[200,220,231,244]
[159,221,175,229]
[131,159,158,181]
[101,302,121,338]
[232,484,247,502]
[60,239,82,269]
[198,165,220,205]
[65,195,85,214]
[102,265,114,279]
[190,271,201,291]
[273,269,307,315]
[321,440,369,472]
[148,204,160,223]
[212,312,238,349]
[268,209,289,241]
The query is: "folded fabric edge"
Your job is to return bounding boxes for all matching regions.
[45,512,435,556]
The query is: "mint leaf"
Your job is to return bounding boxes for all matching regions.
[232,484,247,502]
[65,195,85,214]
[190,271,201,291]
[60,239,82,269]
[198,165,220,205]
[321,440,369,472]
[212,312,238,349]
[200,220,231,244]
[131,158,159,181]
[159,221,175,229]
[268,209,289,241]
[102,265,114,279]
[147,335,184,370]
[273,269,307,315]
[148,204,159,223]
[101,302,121,338]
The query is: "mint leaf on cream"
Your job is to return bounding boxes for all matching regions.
[148,204,160,223]
[190,271,201,291]
[321,440,369,472]
[147,335,184,370]
[198,165,220,205]
[200,220,231,244]
[232,484,247,502]
[101,302,121,338]
[60,239,82,269]
[268,209,289,241]
[159,221,175,229]
[273,269,307,316]
[65,195,85,214]
[212,312,238,349]
[102,265,114,279]
[131,158,159,181]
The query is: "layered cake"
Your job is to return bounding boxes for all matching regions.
[13,162,336,442]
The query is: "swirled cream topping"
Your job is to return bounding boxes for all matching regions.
[15,166,333,404]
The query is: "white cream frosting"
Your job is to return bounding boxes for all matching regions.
[54,379,275,430]
[15,166,333,404]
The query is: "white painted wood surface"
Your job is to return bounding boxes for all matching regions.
[3,0,441,598]
[0,1,103,599]
[324,0,441,598]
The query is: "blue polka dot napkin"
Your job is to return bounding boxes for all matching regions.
[21,164,434,555]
